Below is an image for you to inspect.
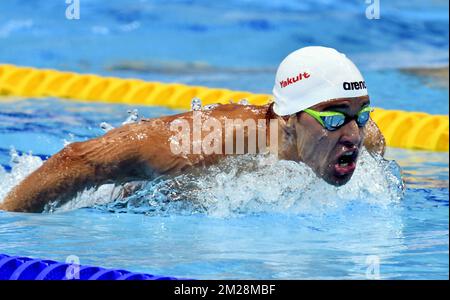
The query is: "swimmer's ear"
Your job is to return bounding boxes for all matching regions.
[278,114,297,136]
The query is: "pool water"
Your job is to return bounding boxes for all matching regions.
[0,99,447,279]
[0,0,449,279]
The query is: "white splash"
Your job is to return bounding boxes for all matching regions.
[100,122,115,132]
[0,149,43,203]
[203,103,219,111]
[0,147,404,216]
[122,109,139,125]
[238,98,249,105]
[191,97,202,111]
[68,148,403,216]
[167,149,405,217]
[63,133,76,147]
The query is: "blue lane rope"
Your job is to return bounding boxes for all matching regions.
[0,254,181,280]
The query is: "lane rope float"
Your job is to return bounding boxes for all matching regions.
[0,64,448,151]
[0,253,182,280]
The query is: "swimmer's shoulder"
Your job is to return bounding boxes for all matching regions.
[207,103,270,120]
[139,103,271,125]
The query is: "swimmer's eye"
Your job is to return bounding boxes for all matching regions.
[356,106,373,127]
[322,114,345,130]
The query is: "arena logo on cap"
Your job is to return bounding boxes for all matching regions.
[343,81,367,91]
[279,72,310,88]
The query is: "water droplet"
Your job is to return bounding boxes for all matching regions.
[122,109,139,125]
[9,147,19,164]
[238,98,249,105]
[191,97,202,111]
[63,133,75,146]
[100,122,114,132]
[204,103,219,111]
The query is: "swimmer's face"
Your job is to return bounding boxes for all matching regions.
[293,96,369,186]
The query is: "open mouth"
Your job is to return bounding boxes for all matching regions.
[334,150,358,177]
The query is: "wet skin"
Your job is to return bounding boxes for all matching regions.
[277,96,377,186]
[0,97,385,212]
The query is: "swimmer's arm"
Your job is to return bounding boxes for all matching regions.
[364,118,386,156]
[0,124,169,213]
[0,141,99,212]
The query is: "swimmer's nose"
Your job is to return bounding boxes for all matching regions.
[339,120,362,148]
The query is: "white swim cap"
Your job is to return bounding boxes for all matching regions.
[272,46,368,116]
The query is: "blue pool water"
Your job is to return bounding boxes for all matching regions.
[0,0,449,279]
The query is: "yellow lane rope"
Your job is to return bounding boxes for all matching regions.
[0,64,448,151]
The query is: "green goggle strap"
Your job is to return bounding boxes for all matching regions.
[303,106,373,128]
[303,109,341,127]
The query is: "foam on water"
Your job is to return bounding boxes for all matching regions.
[135,149,404,217]
[0,149,43,202]
[0,146,404,217]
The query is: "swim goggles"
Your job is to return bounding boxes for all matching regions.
[303,106,372,131]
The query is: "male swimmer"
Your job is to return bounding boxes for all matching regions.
[0,46,385,212]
